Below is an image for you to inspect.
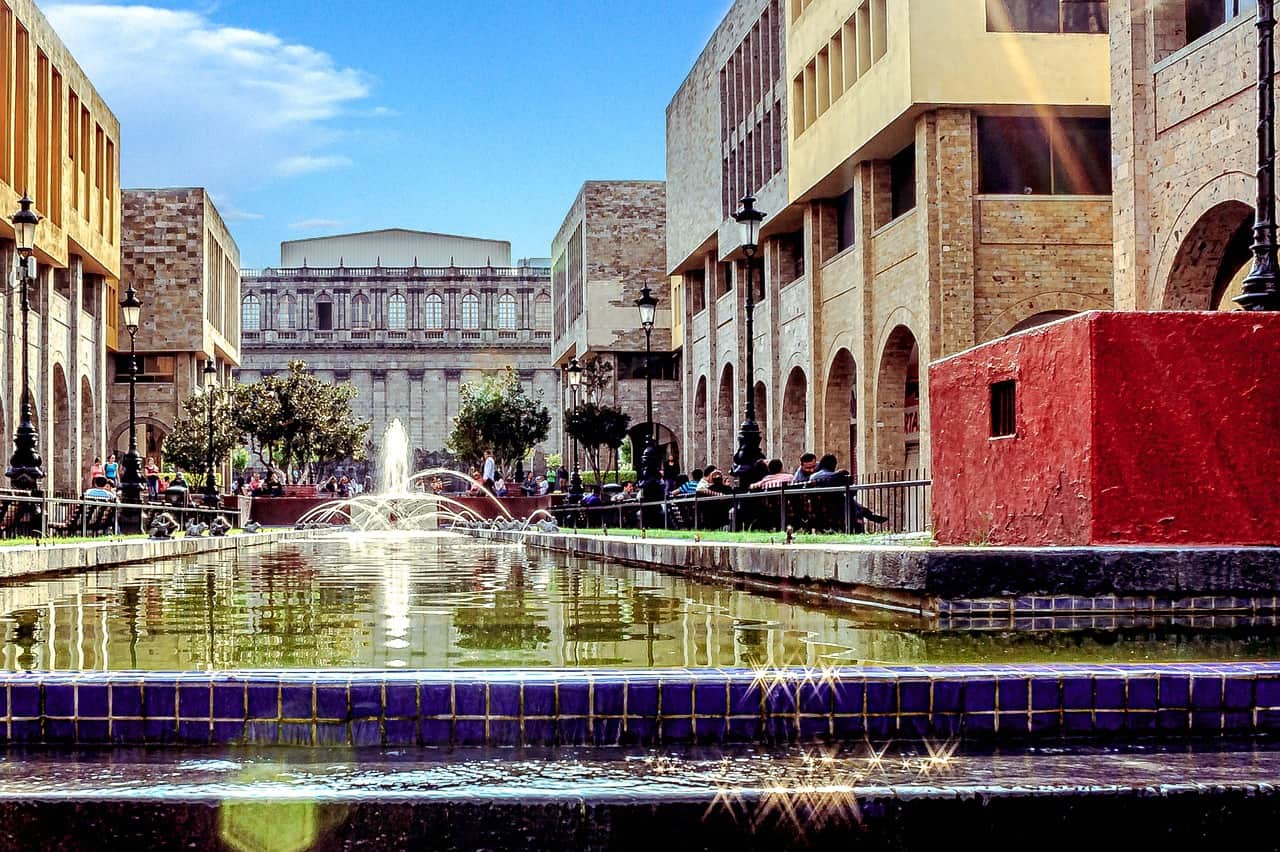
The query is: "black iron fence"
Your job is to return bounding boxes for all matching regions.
[0,490,234,540]
[550,473,932,536]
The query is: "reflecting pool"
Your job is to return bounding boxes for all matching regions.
[2,533,1280,671]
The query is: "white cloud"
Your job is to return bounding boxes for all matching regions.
[44,4,370,190]
[288,218,344,231]
[274,155,353,178]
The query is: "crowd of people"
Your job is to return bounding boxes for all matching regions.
[83,455,190,503]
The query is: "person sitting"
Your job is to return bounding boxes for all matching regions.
[536,475,550,496]
[695,465,720,495]
[494,474,508,497]
[792,452,818,484]
[581,485,604,507]
[676,469,702,496]
[337,476,352,499]
[668,474,690,496]
[704,469,734,495]
[83,475,116,501]
[752,458,794,490]
[807,454,849,487]
[613,481,638,503]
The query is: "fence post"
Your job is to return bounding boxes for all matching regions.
[843,484,852,535]
[731,489,739,533]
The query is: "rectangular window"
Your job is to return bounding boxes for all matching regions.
[990,380,1017,437]
[317,302,334,331]
[978,116,1111,195]
[836,187,857,252]
[987,0,1108,33]
[890,144,916,220]
[1186,0,1255,43]
[719,261,733,295]
[688,269,707,314]
[114,354,176,384]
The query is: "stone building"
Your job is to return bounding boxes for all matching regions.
[0,0,122,496]
[667,0,1114,478]
[237,230,560,474]
[109,189,240,473]
[551,181,681,468]
[1111,0,1263,311]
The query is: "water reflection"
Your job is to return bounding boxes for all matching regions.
[0,533,1278,671]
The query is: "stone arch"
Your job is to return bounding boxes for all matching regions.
[874,325,921,473]
[627,422,679,470]
[1152,171,1255,310]
[692,375,708,469]
[715,364,736,470]
[753,381,768,456]
[781,366,808,467]
[52,365,73,494]
[110,416,172,456]
[79,376,96,485]
[978,291,1113,342]
[824,348,858,476]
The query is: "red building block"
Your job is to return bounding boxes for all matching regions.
[930,311,1280,546]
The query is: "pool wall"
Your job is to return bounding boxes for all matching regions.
[3,663,1280,748]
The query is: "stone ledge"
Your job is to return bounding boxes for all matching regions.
[471,530,1280,607]
[0,530,311,581]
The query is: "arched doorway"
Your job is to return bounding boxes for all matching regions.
[80,377,96,485]
[1007,311,1075,335]
[781,367,808,467]
[627,422,679,473]
[753,382,769,457]
[52,366,73,495]
[715,365,735,470]
[824,349,857,476]
[692,376,708,469]
[1164,201,1254,310]
[875,326,921,474]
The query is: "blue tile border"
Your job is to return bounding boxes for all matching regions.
[5,663,1280,748]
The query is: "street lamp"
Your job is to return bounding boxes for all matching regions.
[567,357,583,501]
[635,283,664,509]
[1236,0,1280,310]
[118,285,144,529]
[6,195,44,507]
[202,359,218,508]
[731,195,766,488]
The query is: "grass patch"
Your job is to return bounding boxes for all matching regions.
[563,527,933,546]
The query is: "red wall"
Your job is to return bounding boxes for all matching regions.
[931,312,1280,546]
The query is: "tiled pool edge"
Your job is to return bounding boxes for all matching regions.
[0,529,318,581]
[5,663,1280,749]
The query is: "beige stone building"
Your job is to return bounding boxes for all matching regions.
[551,181,681,466]
[0,0,122,496]
[109,189,240,471]
[668,0,1115,478]
[1112,0,1263,311]
[238,231,560,474]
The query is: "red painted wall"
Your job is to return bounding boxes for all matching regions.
[931,312,1280,546]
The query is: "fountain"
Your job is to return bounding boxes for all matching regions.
[379,418,413,495]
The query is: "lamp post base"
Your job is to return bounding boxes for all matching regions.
[731,419,765,489]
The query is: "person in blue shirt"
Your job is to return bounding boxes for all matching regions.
[103,454,120,486]
[83,476,116,501]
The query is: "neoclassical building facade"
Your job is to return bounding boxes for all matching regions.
[237,231,560,472]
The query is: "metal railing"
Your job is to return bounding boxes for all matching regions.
[0,491,236,541]
[243,266,551,280]
[549,476,932,536]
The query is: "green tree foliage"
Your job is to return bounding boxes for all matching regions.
[233,360,370,476]
[564,403,631,483]
[447,369,551,476]
[161,388,245,476]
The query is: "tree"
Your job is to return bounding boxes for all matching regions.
[564,403,631,483]
[161,388,245,479]
[447,369,551,476]
[233,360,369,479]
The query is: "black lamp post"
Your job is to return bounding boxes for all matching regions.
[731,195,766,488]
[567,357,583,501]
[202,359,218,508]
[7,195,44,507]
[635,284,664,509]
[118,286,144,529]
[1236,0,1280,311]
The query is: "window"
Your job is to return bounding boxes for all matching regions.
[616,352,681,381]
[990,380,1016,437]
[461,293,480,330]
[890,144,916,220]
[113,354,175,384]
[277,294,296,330]
[496,293,517,330]
[425,293,444,329]
[316,296,334,331]
[986,0,1108,33]
[719,262,733,296]
[534,293,552,330]
[978,116,1111,195]
[351,293,370,329]
[836,188,857,252]
[688,270,707,314]
[1187,0,1255,43]
[241,295,260,332]
[388,293,407,330]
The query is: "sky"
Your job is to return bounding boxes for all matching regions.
[44,0,731,268]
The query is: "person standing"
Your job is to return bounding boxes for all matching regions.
[103,454,120,487]
[144,457,160,499]
[89,457,105,486]
[482,450,496,484]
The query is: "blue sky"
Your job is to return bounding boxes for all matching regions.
[45,1,731,267]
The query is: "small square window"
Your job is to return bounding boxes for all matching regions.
[991,380,1016,438]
